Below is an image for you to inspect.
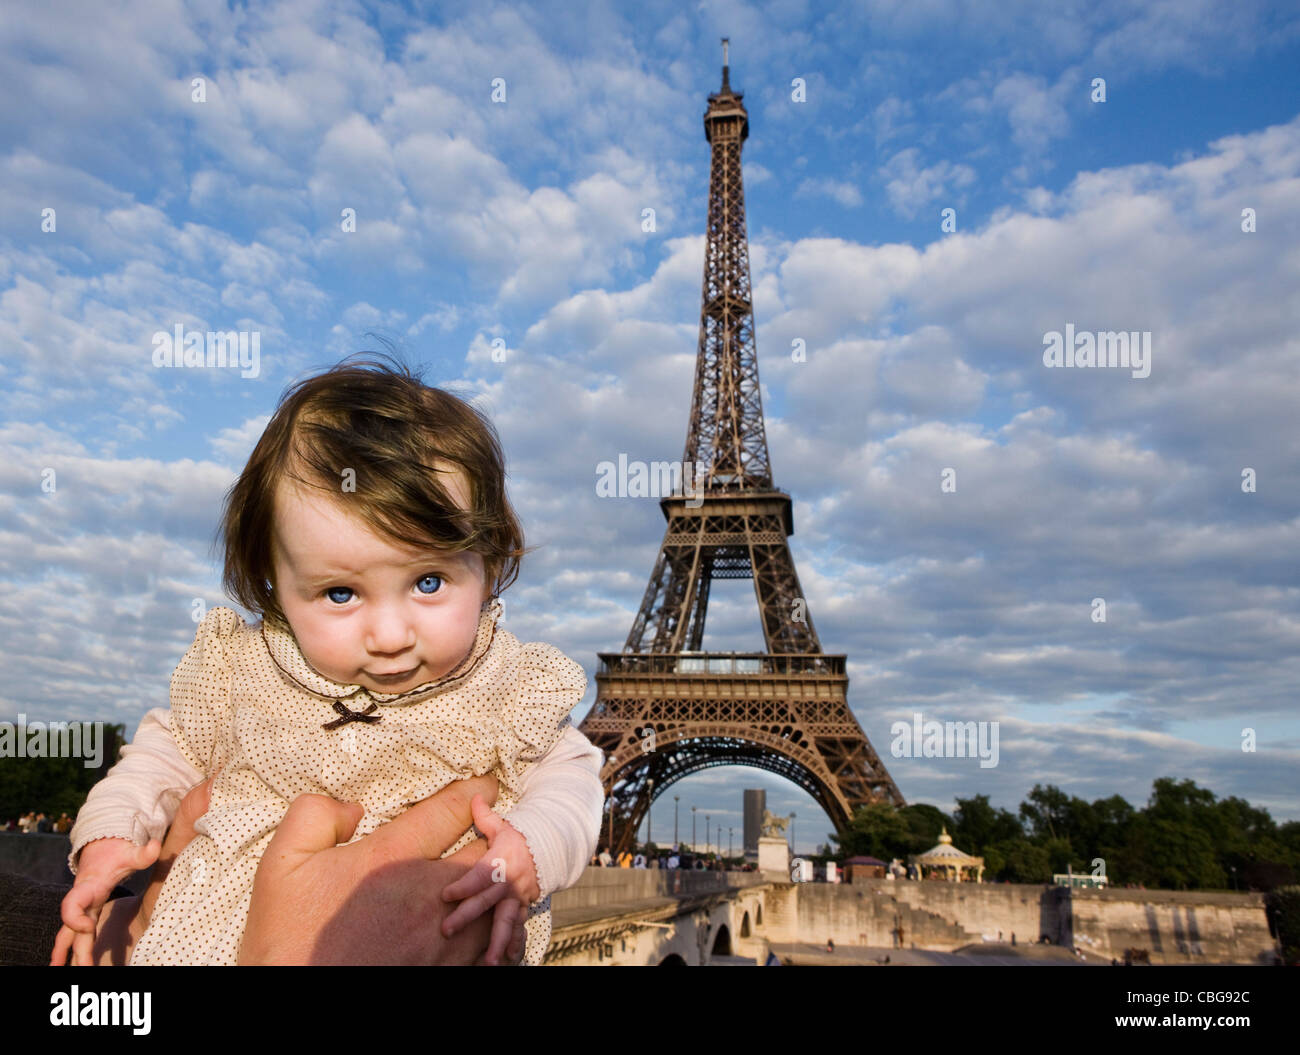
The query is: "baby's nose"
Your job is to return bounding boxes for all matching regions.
[364,610,417,655]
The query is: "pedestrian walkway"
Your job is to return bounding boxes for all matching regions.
[769,941,1105,965]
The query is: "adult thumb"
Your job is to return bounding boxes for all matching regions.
[262,794,366,872]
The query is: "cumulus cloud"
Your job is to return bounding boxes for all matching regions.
[879,147,977,218]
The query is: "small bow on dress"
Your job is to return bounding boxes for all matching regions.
[321,699,383,731]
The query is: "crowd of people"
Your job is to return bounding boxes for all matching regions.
[3,811,74,833]
[589,846,742,871]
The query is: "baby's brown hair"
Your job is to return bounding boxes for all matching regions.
[218,348,527,629]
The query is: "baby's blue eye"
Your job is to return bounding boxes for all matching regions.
[416,574,443,595]
[326,587,353,604]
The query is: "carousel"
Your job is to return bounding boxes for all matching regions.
[910,826,984,882]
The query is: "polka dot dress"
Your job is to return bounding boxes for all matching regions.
[128,598,580,966]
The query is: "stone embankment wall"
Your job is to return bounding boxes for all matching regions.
[787,877,1275,963]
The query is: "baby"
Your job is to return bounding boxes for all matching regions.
[53,352,605,966]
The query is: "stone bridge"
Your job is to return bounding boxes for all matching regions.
[545,868,1280,966]
[545,868,774,965]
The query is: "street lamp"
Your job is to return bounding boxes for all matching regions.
[691,806,697,852]
[706,815,710,856]
[646,778,654,846]
[729,826,734,861]
[674,795,680,849]
[791,812,796,854]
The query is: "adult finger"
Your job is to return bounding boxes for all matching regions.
[91,894,142,967]
[238,796,366,966]
[162,773,215,855]
[508,919,526,965]
[142,776,216,925]
[366,774,499,863]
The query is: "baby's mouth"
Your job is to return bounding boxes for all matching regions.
[367,666,418,682]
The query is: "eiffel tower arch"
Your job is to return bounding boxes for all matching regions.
[578,43,904,857]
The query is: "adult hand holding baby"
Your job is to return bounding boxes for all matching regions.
[239,773,526,965]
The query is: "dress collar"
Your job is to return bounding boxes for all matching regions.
[260,598,503,704]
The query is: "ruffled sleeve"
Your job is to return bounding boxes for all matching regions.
[495,642,587,792]
[502,724,605,900]
[66,708,204,874]
[168,606,242,776]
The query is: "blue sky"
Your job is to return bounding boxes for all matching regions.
[2,0,1298,853]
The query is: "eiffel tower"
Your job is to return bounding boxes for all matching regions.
[578,42,904,857]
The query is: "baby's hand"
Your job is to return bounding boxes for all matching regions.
[440,794,542,965]
[51,836,161,966]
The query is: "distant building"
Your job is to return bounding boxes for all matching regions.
[743,789,765,863]
[1054,872,1108,889]
[844,855,888,882]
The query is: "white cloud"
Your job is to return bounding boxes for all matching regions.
[795,176,864,207]
[879,147,977,218]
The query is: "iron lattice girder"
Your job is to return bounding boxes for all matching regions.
[685,88,770,493]
[625,493,814,655]
[583,659,906,853]
[576,61,904,858]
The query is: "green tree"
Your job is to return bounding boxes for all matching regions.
[898,803,954,854]
[0,722,123,821]
[1019,784,1071,841]
[829,801,911,860]
[990,838,1051,883]
[981,842,1006,879]
[1088,793,1137,879]
[953,793,1022,853]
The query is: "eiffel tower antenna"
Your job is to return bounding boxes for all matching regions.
[579,47,904,858]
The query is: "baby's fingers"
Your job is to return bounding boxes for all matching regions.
[60,886,100,932]
[50,924,76,966]
[441,879,507,937]
[440,860,492,903]
[72,922,98,967]
[132,837,162,871]
[484,899,518,966]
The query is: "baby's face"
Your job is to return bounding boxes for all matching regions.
[269,471,491,695]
